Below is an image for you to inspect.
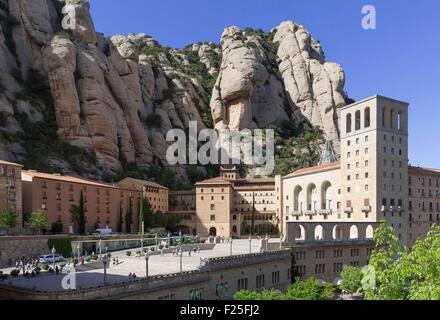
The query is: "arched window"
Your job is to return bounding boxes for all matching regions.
[355,111,361,130]
[314,225,324,240]
[364,107,371,128]
[350,225,359,240]
[295,225,306,241]
[390,110,395,129]
[397,111,402,131]
[346,114,352,133]
[366,225,374,239]
[333,225,342,240]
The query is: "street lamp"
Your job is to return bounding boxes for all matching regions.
[51,246,56,271]
[145,252,149,281]
[265,234,269,252]
[155,234,158,251]
[99,239,102,260]
[77,243,81,261]
[179,249,183,274]
[103,255,108,285]
[279,234,283,250]
[249,234,252,254]
[167,232,171,248]
[230,238,233,256]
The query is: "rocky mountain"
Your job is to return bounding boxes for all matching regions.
[0,0,349,183]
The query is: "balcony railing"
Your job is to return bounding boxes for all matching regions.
[305,210,317,216]
[292,211,303,217]
[362,206,372,213]
[344,207,353,214]
[318,209,333,216]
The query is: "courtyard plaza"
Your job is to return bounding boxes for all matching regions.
[0,238,281,291]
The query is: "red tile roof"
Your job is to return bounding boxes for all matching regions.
[285,161,341,178]
[409,166,440,177]
[0,160,23,167]
[21,171,136,191]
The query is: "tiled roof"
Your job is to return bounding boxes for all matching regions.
[118,177,169,190]
[196,177,233,185]
[409,166,440,177]
[0,160,23,167]
[22,171,135,190]
[284,161,341,178]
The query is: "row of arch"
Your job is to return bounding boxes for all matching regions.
[346,107,404,134]
[292,181,333,212]
[293,224,374,241]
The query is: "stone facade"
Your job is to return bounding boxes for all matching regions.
[0,250,292,300]
[196,167,279,238]
[0,235,67,267]
[407,167,440,248]
[117,177,169,213]
[169,190,197,235]
[21,171,140,234]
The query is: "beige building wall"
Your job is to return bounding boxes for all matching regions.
[22,171,140,234]
[0,161,23,233]
[117,178,169,213]
[407,167,440,248]
[196,181,233,238]
[340,96,409,243]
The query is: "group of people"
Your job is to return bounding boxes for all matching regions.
[172,247,201,257]
[128,273,137,280]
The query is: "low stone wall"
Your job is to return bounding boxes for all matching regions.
[0,236,69,267]
[0,250,293,300]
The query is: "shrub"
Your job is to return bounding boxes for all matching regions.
[85,257,91,262]
[47,238,72,258]
[126,251,132,257]
[10,270,20,277]
[158,245,164,250]
[41,264,49,271]
[72,258,78,264]
[51,222,64,234]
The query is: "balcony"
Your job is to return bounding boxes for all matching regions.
[305,210,317,216]
[319,209,333,216]
[362,206,372,213]
[344,207,354,214]
[292,211,303,217]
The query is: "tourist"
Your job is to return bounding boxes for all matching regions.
[116,257,119,265]
[128,273,132,279]
[188,249,192,257]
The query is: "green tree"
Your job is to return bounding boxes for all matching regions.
[125,202,133,234]
[70,191,85,235]
[284,278,335,300]
[27,208,49,234]
[234,290,265,301]
[117,202,123,233]
[339,266,364,293]
[365,222,440,300]
[0,207,17,234]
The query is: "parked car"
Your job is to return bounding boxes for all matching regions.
[93,228,113,236]
[39,254,65,264]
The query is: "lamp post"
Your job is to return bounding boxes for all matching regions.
[179,249,183,274]
[249,234,252,254]
[265,234,269,252]
[279,234,283,250]
[103,255,108,285]
[51,246,56,271]
[77,243,81,261]
[167,232,171,248]
[99,239,102,260]
[155,234,158,251]
[145,252,149,281]
[230,238,233,256]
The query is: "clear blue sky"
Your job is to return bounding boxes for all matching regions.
[90,0,440,168]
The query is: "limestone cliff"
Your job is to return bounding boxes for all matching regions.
[0,0,348,181]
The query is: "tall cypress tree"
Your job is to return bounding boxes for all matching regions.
[78,191,86,235]
[251,192,256,236]
[139,187,144,234]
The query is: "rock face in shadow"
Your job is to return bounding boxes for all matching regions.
[0,0,347,178]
